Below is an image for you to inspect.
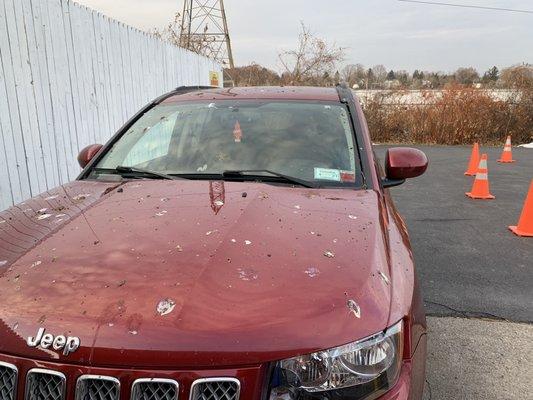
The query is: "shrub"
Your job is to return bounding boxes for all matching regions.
[363,85,533,145]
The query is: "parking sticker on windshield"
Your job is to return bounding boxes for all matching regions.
[314,168,341,181]
[340,170,356,183]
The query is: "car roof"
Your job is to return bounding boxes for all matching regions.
[161,86,342,103]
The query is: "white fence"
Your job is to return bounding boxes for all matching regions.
[0,0,222,211]
[355,89,520,106]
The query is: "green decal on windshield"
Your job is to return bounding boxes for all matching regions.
[314,168,341,182]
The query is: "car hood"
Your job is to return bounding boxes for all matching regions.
[0,180,392,368]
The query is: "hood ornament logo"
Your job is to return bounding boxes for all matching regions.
[27,327,80,356]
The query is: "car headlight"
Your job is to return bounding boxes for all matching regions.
[269,320,403,400]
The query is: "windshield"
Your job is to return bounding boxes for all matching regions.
[94,101,360,187]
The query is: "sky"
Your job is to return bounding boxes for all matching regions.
[76,0,532,74]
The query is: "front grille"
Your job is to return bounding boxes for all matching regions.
[0,362,18,400]
[76,375,120,400]
[131,378,179,400]
[1,359,242,400]
[190,379,240,400]
[25,369,66,400]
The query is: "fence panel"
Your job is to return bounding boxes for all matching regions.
[0,0,222,210]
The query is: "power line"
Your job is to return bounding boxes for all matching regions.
[397,0,533,14]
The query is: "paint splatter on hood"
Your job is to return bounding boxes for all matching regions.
[0,180,392,368]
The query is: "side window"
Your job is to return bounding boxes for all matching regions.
[123,117,176,166]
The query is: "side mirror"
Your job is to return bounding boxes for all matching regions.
[78,144,103,168]
[382,147,428,188]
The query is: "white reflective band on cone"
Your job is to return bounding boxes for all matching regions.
[476,173,488,180]
[478,159,488,169]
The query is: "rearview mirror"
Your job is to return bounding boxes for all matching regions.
[78,144,103,168]
[382,147,428,188]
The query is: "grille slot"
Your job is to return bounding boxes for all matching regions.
[0,362,18,400]
[131,379,179,400]
[190,378,240,400]
[76,375,120,400]
[25,369,66,400]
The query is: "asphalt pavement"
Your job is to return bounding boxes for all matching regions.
[424,316,532,400]
[375,145,532,323]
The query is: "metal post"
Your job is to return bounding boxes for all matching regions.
[179,0,235,68]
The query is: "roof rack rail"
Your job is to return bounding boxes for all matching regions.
[174,85,218,91]
[153,85,219,105]
[335,82,351,104]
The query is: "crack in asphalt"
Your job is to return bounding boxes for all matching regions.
[425,378,433,400]
[424,300,513,322]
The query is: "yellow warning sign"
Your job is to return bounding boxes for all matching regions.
[210,71,220,87]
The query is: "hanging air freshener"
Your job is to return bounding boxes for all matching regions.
[233,121,243,143]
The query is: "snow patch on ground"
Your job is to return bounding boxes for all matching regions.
[518,142,533,148]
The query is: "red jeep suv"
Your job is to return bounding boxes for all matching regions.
[0,85,428,400]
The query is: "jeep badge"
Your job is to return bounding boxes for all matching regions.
[27,327,80,356]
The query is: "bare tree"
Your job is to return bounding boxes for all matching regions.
[278,22,345,86]
[342,64,366,87]
[454,67,480,85]
[224,63,281,87]
[395,70,411,87]
[372,64,387,84]
[500,65,533,89]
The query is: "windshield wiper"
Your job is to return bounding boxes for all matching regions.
[222,170,317,188]
[92,167,316,187]
[93,166,178,180]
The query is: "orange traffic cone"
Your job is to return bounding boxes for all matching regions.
[497,136,515,163]
[464,143,480,176]
[509,180,533,237]
[466,154,495,200]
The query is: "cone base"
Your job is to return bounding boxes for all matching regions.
[466,192,495,200]
[464,171,476,176]
[509,226,533,237]
[497,159,516,163]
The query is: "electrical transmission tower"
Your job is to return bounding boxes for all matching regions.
[180,0,235,69]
